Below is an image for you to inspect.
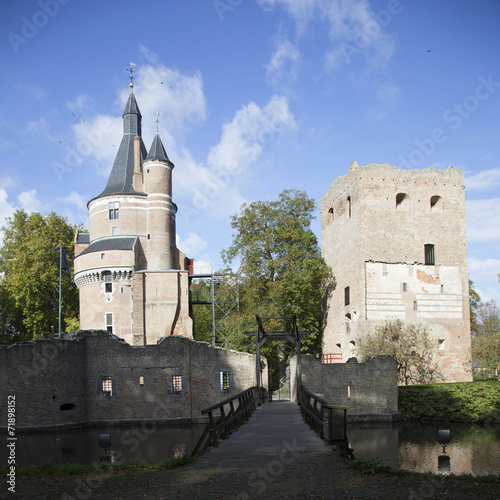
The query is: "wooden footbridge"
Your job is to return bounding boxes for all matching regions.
[192,315,348,458]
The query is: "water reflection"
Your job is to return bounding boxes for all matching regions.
[347,421,500,476]
[0,424,205,467]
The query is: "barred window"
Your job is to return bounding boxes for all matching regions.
[425,244,435,266]
[172,375,183,394]
[220,371,230,391]
[102,376,112,396]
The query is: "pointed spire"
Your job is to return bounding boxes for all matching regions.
[146,133,171,164]
[95,89,147,199]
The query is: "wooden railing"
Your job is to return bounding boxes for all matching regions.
[191,386,264,457]
[298,385,348,447]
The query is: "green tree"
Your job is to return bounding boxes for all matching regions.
[469,279,481,335]
[190,279,213,344]
[472,300,500,379]
[220,189,332,360]
[357,319,439,385]
[0,210,80,342]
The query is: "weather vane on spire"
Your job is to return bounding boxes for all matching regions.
[156,111,160,132]
[129,62,136,88]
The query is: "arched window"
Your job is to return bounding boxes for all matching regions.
[430,195,442,212]
[328,207,334,222]
[396,193,407,210]
[347,196,351,218]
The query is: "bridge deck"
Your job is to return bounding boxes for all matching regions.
[208,400,327,456]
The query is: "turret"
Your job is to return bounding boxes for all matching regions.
[143,133,177,269]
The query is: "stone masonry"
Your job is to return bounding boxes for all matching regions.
[321,162,472,382]
[0,331,266,430]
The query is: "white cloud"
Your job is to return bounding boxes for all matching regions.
[366,81,401,121]
[468,256,500,279]
[18,189,44,213]
[466,198,500,243]
[177,232,208,256]
[59,191,87,212]
[27,118,59,143]
[465,168,500,192]
[266,27,301,86]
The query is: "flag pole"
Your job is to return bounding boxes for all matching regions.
[58,243,62,338]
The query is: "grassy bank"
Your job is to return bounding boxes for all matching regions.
[399,380,500,422]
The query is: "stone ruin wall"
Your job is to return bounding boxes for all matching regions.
[0,330,266,430]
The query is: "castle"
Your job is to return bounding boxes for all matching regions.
[74,85,192,345]
[320,161,473,383]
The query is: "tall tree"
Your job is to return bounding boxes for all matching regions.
[220,189,332,358]
[357,319,438,385]
[469,279,481,335]
[472,300,500,379]
[0,210,80,342]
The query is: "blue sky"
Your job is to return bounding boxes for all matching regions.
[1,0,499,303]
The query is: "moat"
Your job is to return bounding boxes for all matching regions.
[2,420,499,477]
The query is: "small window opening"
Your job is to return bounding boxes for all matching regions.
[440,284,444,293]
[60,403,75,411]
[430,195,442,211]
[108,201,119,220]
[396,193,407,209]
[413,301,418,311]
[172,375,183,394]
[139,376,144,387]
[328,207,334,222]
[220,371,230,391]
[106,313,113,334]
[402,282,407,292]
[347,196,351,218]
[147,234,151,240]
[112,226,118,235]
[102,376,112,396]
[425,244,435,265]
[101,253,105,260]
[344,286,350,306]
[103,272,112,293]
[438,339,445,350]
[336,343,341,349]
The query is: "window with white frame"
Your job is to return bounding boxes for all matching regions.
[108,201,119,220]
[106,313,113,334]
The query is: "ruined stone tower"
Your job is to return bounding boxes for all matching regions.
[74,87,193,345]
[321,162,472,382]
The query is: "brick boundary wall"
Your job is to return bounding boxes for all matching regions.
[0,331,267,431]
[291,354,400,422]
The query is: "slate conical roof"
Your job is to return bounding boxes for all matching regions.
[145,133,172,165]
[95,91,147,199]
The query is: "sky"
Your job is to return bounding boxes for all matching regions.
[1,0,499,303]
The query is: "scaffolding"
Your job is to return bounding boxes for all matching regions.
[188,270,238,347]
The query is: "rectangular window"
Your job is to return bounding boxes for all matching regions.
[424,244,435,265]
[413,301,418,311]
[402,282,407,292]
[344,286,350,306]
[172,375,183,394]
[102,376,112,396]
[220,371,230,391]
[112,226,118,235]
[108,202,119,220]
[106,313,113,334]
[139,376,144,387]
[104,272,112,293]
